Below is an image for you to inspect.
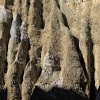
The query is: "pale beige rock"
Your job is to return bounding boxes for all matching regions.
[6,13,28,99]
[0,0,100,100]
[21,0,42,99]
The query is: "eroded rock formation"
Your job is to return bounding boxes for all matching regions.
[0,0,99,100]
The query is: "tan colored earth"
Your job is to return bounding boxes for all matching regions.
[0,0,99,100]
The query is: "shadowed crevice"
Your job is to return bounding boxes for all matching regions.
[96,87,100,100]
[89,29,95,100]
[62,13,70,29]
[73,36,88,80]
[0,89,7,100]
[55,0,60,9]
[30,86,88,100]
[41,0,45,29]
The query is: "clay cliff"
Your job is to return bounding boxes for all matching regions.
[0,0,99,100]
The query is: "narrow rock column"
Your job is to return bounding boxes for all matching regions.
[79,0,92,96]
[5,0,29,98]
[6,12,29,99]
[91,1,100,90]
[0,5,8,92]
[22,0,42,99]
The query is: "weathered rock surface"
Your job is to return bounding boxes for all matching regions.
[0,0,99,100]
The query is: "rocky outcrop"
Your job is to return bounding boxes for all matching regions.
[0,0,99,100]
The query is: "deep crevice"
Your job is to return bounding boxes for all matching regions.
[0,88,7,100]
[89,28,95,100]
[56,0,60,9]
[62,13,70,29]
[53,57,61,71]
[6,0,14,7]
[27,0,30,6]
[26,38,30,65]
[84,22,95,100]
[36,46,42,78]
[41,0,45,29]
[4,23,9,74]
[73,36,88,80]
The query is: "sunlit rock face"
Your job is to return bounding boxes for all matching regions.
[0,0,100,100]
